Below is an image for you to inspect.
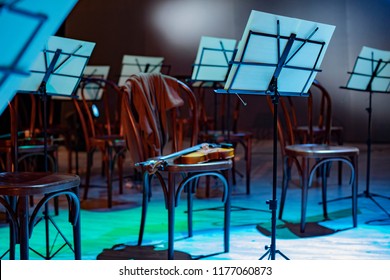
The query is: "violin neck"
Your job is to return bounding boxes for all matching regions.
[159,143,222,161]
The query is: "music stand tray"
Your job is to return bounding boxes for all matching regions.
[18,35,95,97]
[217,10,335,260]
[191,36,237,84]
[118,54,165,85]
[0,0,78,115]
[343,46,390,93]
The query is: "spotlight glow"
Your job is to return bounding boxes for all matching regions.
[150,1,229,48]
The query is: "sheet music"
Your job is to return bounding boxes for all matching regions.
[191,36,237,82]
[18,35,96,97]
[118,55,164,85]
[0,0,78,115]
[345,46,390,93]
[80,65,110,100]
[224,10,335,96]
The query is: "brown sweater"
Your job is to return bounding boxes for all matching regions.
[122,73,184,158]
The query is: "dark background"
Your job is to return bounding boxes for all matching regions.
[63,0,390,143]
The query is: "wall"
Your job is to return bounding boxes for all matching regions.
[65,0,390,143]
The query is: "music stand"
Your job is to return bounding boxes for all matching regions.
[190,36,267,212]
[118,55,170,85]
[18,35,95,167]
[191,36,238,135]
[216,10,335,260]
[0,0,78,115]
[341,46,390,222]
[0,0,80,260]
[17,35,95,259]
[191,36,237,83]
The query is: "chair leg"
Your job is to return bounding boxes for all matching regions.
[321,163,329,220]
[167,173,176,260]
[205,176,211,198]
[278,157,290,220]
[232,158,237,186]
[83,152,93,200]
[338,161,343,185]
[300,158,310,233]
[138,172,150,246]
[245,138,252,195]
[187,180,195,238]
[352,155,358,227]
[105,147,114,208]
[118,153,124,195]
[223,169,232,253]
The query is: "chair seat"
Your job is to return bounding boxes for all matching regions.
[199,130,253,142]
[0,172,80,195]
[286,144,359,158]
[0,172,81,260]
[90,136,126,150]
[162,158,233,173]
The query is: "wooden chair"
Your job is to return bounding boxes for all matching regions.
[266,91,359,233]
[0,94,59,174]
[0,172,81,260]
[121,73,233,259]
[0,96,81,260]
[73,78,126,208]
[288,80,344,183]
[194,82,253,195]
[292,80,344,145]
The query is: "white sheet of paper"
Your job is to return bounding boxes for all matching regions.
[0,0,78,115]
[79,65,110,100]
[224,10,335,96]
[118,55,164,85]
[191,36,237,82]
[345,46,390,93]
[54,65,110,100]
[18,35,96,97]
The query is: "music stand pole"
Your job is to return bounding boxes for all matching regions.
[340,54,390,222]
[364,89,390,219]
[259,90,287,260]
[357,59,389,216]
[260,32,297,260]
[38,49,62,172]
[35,49,62,259]
[216,10,335,260]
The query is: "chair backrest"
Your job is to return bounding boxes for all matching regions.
[193,81,242,134]
[308,79,332,139]
[73,78,123,149]
[284,80,332,143]
[267,80,333,157]
[121,73,198,164]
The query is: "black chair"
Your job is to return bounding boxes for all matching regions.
[121,73,233,259]
[266,88,359,233]
[0,172,81,260]
[73,78,126,208]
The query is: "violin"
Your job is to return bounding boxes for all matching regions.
[174,145,234,164]
[135,143,234,174]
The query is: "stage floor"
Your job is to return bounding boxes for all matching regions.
[1,139,389,260]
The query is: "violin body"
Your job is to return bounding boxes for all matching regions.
[136,143,234,174]
[174,145,234,164]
